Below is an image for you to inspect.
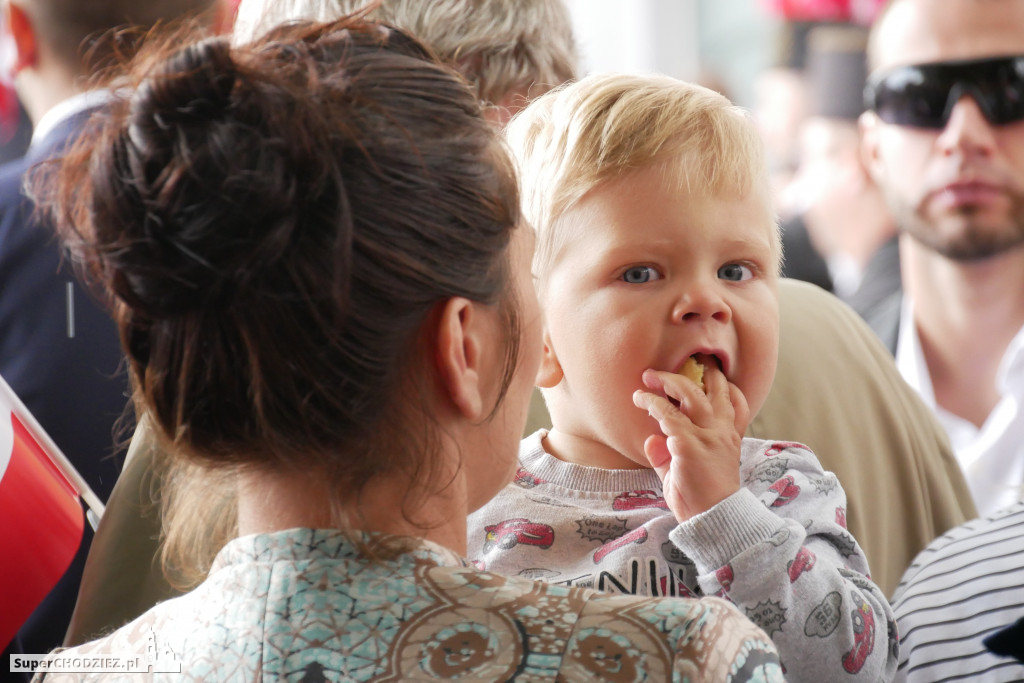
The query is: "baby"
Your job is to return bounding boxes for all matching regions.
[467,73,898,682]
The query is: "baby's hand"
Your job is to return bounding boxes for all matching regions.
[632,363,748,522]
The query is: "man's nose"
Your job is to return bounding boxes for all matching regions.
[936,94,998,159]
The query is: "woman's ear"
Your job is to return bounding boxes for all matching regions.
[435,297,485,420]
[534,328,563,389]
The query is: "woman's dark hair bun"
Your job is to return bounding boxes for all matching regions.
[45,17,522,478]
[107,35,258,315]
[128,37,236,153]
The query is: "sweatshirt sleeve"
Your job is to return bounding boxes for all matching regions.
[668,440,898,683]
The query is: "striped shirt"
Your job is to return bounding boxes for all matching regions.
[893,502,1024,682]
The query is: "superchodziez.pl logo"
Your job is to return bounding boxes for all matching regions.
[10,629,181,674]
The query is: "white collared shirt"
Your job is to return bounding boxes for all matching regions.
[896,297,1024,516]
[30,89,110,149]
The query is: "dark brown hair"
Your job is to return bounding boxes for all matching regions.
[39,17,523,503]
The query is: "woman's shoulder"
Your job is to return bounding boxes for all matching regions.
[556,587,783,680]
[33,559,782,682]
[419,564,783,680]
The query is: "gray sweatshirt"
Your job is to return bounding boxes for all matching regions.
[468,430,898,682]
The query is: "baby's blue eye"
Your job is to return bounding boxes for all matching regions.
[718,263,753,281]
[622,266,661,283]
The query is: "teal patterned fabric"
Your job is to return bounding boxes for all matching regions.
[37,528,784,682]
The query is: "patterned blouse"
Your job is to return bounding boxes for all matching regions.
[34,528,783,682]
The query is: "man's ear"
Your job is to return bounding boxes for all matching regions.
[6,2,36,74]
[534,328,563,389]
[858,111,884,182]
[435,297,485,420]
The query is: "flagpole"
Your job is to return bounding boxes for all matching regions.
[0,373,106,520]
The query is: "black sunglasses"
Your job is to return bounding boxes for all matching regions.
[864,54,1024,129]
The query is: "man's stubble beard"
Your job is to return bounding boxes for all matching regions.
[888,186,1024,262]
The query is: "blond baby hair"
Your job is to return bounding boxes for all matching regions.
[233,0,577,106]
[505,72,780,281]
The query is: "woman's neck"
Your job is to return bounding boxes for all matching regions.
[235,465,471,555]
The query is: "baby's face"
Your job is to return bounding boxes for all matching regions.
[538,163,780,469]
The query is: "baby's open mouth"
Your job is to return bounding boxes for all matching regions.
[667,354,721,406]
[693,353,723,372]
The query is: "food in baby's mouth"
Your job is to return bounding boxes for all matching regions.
[679,356,705,391]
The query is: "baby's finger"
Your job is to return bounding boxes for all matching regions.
[701,364,749,432]
[633,389,706,446]
[632,388,683,426]
[643,434,671,474]
[699,359,724,391]
[729,382,751,435]
[642,369,713,423]
[702,364,735,412]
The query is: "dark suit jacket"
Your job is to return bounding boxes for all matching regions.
[0,105,130,664]
[780,213,833,293]
[863,289,901,355]
[847,236,901,320]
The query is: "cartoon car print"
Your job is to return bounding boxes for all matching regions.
[593,526,648,563]
[768,475,801,507]
[716,565,735,592]
[513,467,546,488]
[612,489,669,511]
[764,442,805,457]
[842,599,876,674]
[787,546,816,583]
[482,518,554,553]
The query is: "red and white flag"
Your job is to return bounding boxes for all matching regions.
[0,374,103,650]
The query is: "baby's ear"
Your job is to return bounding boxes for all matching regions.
[535,328,564,389]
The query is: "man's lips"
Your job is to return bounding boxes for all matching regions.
[933,181,1006,210]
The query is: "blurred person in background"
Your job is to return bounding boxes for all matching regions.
[753,20,813,220]
[790,24,900,316]
[0,0,222,671]
[754,20,834,292]
[233,0,576,126]
[0,15,30,162]
[861,0,1024,516]
[857,0,1024,677]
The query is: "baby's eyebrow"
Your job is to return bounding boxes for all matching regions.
[720,234,774,253]
[601,239,679,257]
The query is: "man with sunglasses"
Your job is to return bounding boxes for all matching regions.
[861,0,1024,680]
[861,0,1024,516]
